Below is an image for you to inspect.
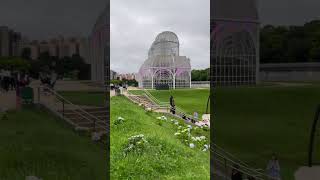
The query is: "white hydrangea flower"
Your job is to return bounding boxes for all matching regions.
[161,116,167,120]
[189,143,195,148]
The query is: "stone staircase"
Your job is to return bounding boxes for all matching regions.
[127,95,159,110]
[58,107,107,133]
[37,86,107,134]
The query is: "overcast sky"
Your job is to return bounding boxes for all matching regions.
[111,0,210,73]
[0,0,319,73]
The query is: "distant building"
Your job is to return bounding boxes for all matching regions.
[89,5,109,84]
[110,70,117,80]
[118,73,136,81]
[22,36,89,61]
[260,63,320,82]
[0,26,22,57]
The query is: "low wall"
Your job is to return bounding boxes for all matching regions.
[260,71,320,82]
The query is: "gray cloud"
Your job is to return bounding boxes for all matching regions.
[0,0,106,40]
[111,0,210,73]
[0,0,319,72]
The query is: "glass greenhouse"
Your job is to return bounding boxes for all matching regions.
[211,0,259,86]
[138,31,191,89]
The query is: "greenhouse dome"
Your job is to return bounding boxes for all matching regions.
[138,31,191,89]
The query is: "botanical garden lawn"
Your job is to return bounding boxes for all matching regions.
[129,89,210,116]
[58,91,105,107]
[214,84,320,180]
[0,107,106,180]
[111,96,210,179]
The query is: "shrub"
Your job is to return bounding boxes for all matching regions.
[114,117,125,125]
[123,134,148,156]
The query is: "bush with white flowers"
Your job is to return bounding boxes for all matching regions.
[174,126,191,145]
[173,123,209,152]
[114,117,125,125]
[123,134,148,156]
[157,116,167,121]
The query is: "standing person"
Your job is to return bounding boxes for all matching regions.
[50,71,57,90]
[193,112,199,121]
[266,154,281,180]
[169,95,176,114]
[3,69,10,92]
[15,71,22,109]
[231,164,243,180]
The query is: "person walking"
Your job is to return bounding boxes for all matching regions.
[169,95,176,114]
[193,112,199,121]
[231,164,243,180]
[266,154,281,180]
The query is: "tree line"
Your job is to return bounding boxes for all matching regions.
[0,51,91,80]
[260,20,320,63]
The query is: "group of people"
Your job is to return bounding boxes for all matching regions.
[170,95,201,124]
[0,69,30,93]
[231,154,281,180]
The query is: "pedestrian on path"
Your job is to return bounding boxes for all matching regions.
[266,154,281,180]
[231,164,243,180]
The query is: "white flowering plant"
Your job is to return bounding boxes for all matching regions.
[174,126,191,145]
[114,117,125,125]
[191,135,208,151]
[123,134,148,156]
[156,116,167,126]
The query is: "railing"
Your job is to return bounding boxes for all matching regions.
[210,143,273,180]
[142,89,201,121]
[37,86,106,132]
[308,104,320,167]
[142,89,273,179]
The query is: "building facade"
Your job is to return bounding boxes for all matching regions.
[22,36,89,61]
[0,26,22,57]
[138,31,191,89]
[211,0,260,86]
[110,70,117,80]
[118,73,136,81]
[89,5,109,84]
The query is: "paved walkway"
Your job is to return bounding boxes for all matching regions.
[0,90,16,110]
[295,166,320,180]
[31,80,105,92]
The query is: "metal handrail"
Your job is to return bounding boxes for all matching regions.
[38,86,106,131]
[141,89,272,179]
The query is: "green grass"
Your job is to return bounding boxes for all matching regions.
[111,96,210,179]
[214,84,320,180]
[58,91,105,107]
[129,89,210,117]
[0,107,106,180]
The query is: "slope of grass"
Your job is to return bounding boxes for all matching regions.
[111,96,210,179]
[0,107,106,180]
[214,84,320,180]
[129,89,210,116]
[58,91,105,107]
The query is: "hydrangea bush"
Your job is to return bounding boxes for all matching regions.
[114,117,125,125]
[123,134,148,156]
[174,123,209,152]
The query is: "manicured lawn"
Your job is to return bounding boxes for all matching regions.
[59,91,106,107]
[111,96,210,179]
[130,89,210,116]
[214,84,320,180]
[0,107,106,180]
